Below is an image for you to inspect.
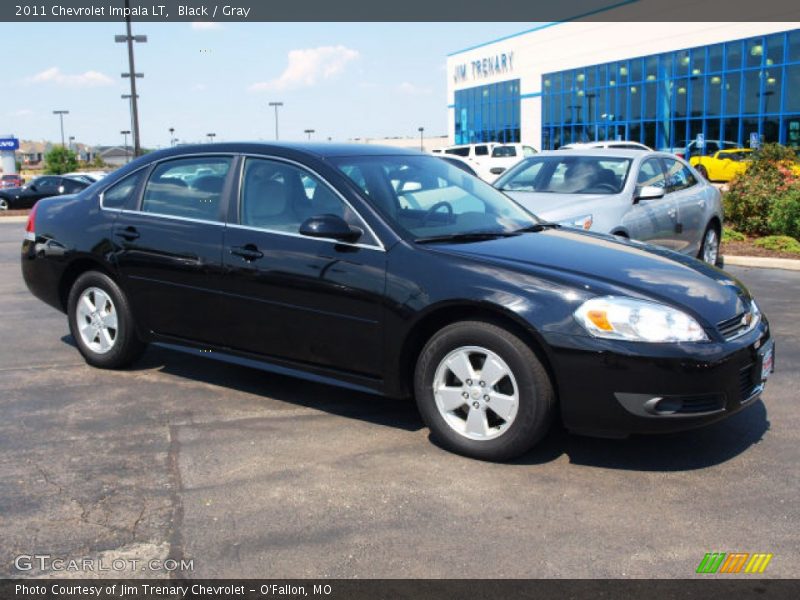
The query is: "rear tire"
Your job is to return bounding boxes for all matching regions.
[414,321,555,461]
[68,271,146,369]
[698,223,721,266]
[0,197,9,211]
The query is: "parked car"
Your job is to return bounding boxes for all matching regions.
[559,141,651,151]
[660,139,739,160]
[21,143,773,461]
[0,175,91,210]
[1,174,25,189]
[690,148,753,181]
[494,150,723,265]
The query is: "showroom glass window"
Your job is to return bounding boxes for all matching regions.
[454,79,521,144]
[540,28,800,151]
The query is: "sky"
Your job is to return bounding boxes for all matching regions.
[0,22,532,148]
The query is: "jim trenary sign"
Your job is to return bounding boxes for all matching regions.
[453,51,514,84]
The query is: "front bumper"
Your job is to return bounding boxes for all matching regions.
[544,318,773,437]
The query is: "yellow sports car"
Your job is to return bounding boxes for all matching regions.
[690,148,753,182]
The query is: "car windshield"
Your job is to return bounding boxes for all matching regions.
[331,155,540,240]
[495,155,632,195]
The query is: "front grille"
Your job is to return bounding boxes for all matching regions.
[718,312,748,340]
[739,363,756,401]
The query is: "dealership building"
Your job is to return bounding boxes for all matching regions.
[446,22,800,151]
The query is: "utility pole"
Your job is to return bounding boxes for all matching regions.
[304,129,315,141]
[207,133,216,143]
[53,110,69,147]
[169,127,175,146]
[268,102,283,140]
[418,126,425,151]
[121,94,138,144]
[116,0,146,157]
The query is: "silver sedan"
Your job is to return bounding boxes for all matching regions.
[493,150,724,265]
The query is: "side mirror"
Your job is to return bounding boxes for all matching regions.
[299,214,362,243]
[634,185,665,203]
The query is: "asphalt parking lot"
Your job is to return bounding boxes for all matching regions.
[0,219,798,579]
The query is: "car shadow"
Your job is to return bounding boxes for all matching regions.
[60,334,771,469]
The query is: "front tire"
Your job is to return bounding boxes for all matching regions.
[0,197,9,211]
[68,271,145,369]
[414,321,555,461]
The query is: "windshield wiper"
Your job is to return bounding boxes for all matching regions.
[414,231,521,244]
[512,222,561,233]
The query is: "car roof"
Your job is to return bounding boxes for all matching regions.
[533,149,671,159]
[147,142,422,161]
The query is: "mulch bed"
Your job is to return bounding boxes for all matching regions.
[722,240,800,260]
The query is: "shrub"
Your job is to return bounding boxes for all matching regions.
[723,143,800,236]
[43,146,79,175]
[753,235,800,254]
[768,188,800,240]
[722,227,746,242]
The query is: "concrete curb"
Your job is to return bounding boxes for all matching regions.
[724,255,800,271]
[0,216,29,224]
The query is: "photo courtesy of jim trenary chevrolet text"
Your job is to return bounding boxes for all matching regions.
[1,0,799,598]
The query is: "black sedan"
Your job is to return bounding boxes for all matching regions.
[0,175,91,210]
[21,143,774,461]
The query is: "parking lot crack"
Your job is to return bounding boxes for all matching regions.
[165,424,187,579]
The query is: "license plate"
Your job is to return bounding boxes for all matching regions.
[760,341,775,381]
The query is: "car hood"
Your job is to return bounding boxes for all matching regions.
[502,191,615,222]
[429,228,750,326]
[0,185,24,195]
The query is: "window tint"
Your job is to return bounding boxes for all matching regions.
[663,159,698,192]
[61,179,85,194]
[492,146,517,158]
[445,147,470,157]
[474,145,489,156]
[637,158,666,188]
[34,177,57,188]
[103,170,145,209]
[142,157,231,221]
[240,158,377,245]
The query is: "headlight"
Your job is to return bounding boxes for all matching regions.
[574,296,708,342]
[559,214,593,230]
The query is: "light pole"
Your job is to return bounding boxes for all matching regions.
[121,130,131,163]
[169,127,175,147]
[304,129,315,141]
[68,136,75,153]
[53,110,69,147]
[207,133,216,143]
[116,0,147,157]
[268,101,283,140]
[418,127,425,151]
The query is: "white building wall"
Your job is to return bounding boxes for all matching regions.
[447,21,800,146]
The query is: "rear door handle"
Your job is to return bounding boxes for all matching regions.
[114,226,140,241]
[230,244,264,261]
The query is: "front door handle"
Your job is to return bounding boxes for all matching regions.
[114,226,140,241]
[230,244,264,261]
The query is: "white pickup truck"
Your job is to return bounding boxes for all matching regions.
[433,143,537,182]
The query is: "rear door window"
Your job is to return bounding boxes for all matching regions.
[474,145,489,156]
[141,157,231,221]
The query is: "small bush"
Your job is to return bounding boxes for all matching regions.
[722,227,746,242]
[753,235,800,254]
[768,188,800,240]
[723,143,800,235]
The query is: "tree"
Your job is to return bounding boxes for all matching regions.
[43,146,79,175]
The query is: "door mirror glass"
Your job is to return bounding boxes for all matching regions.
[299,214,362,243]
[635,185,665,201]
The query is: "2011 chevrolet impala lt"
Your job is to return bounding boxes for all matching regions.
[21,143,774,461]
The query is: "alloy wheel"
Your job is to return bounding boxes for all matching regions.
[703,228,719,265]
[432,345,519,441]
[76,287,119,354]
